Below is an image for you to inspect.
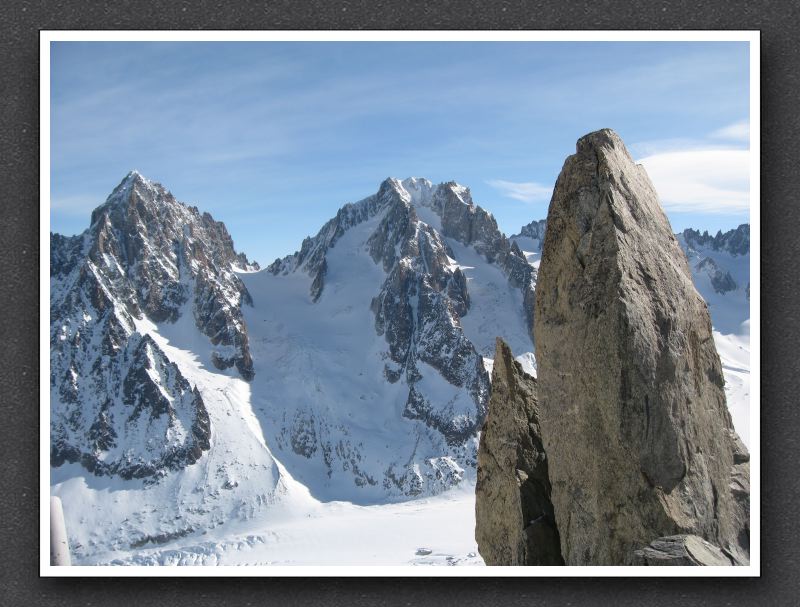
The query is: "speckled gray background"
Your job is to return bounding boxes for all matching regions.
[2,1,798,605]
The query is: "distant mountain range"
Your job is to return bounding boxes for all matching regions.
[49,170,750,563]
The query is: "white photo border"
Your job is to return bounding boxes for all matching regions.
[40,29,761,577]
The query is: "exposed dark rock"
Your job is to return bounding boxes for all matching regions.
[367,183,489,444]
[50,171,254,480]
[475,338,563,566]
[51,333,210,480]
[681,224,750,256]
[534,129,750,565]
[696,257,738,294]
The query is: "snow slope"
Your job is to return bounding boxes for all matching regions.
[51,309,315,563]
[87,485,483,566]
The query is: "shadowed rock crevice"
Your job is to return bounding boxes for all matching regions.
[475,338,563,565]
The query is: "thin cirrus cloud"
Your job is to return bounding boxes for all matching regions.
[486,179,553,204]
[710,120,750,142]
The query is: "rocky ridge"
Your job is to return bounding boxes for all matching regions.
[512,218,548,250]
[681,224,750,257]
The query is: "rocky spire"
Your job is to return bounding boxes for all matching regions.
[475,338,563,565]
[533,129,749,565]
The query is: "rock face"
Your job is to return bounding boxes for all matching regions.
[533,129,750,565]
[50,171,255,479]
[475,339,563,565]
[631,535,740,566]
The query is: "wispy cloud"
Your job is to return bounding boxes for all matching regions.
[710,120,750,142]
[637,149,749,214]
[486,179,552,203]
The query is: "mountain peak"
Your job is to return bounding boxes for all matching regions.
[118,169,154,190]
[88,171,167,228]
[576,127,624,150]
[380,177,474,212]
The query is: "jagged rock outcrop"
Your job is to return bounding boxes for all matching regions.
[52,171,256,379]
[51,332,211,480]
[475,339,563,565]
[534,129,750,565]
[696,257,737,294]
[368,183,489,444]
[513,219,548,250]
[51,171,255,479]
[681,224,750,257]
[630,535,740,566]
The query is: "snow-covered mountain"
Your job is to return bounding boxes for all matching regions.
[512,219,752,445]
[244,177,537,502]
[676,224,751,445]
[48,170,751,564]
[50,171,259,480]
[50,172,306,562]
[50,173,538,561]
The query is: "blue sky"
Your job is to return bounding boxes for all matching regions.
[50,41,751,265]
